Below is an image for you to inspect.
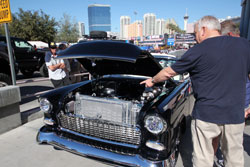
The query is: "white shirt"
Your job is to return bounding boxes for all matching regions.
[45,52,66,80]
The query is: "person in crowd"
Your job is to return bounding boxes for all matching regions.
[220,20,240,37]
[69,59,83,83]
[211,20,242,167]
[58,43,71,85]
[140,15,250,167]
[45,42,69,88]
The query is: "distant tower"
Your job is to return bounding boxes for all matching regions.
[78,22,85,37]
[184,8,189,32]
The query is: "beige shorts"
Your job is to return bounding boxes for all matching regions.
[191,119,245,167]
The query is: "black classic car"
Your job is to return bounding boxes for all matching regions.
[37,41,192,167]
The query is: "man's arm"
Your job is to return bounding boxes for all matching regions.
[48,63,65,71]
[140,66,178,87]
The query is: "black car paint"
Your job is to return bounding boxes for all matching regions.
[40,76,190,161]
[38,41,192,166]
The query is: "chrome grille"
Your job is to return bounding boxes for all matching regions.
[59,114,141,145]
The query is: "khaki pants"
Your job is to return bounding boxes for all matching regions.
[191,119,244,167]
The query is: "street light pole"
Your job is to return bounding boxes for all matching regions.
[4,23,16,85]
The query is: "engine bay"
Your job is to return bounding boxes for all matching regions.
[62,76,176,125]
[90,77,166,104]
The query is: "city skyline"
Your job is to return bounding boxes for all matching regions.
[10,0,242,34]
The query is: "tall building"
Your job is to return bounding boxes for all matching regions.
[128,20,143,40]
[163,18,178,34]
[78,22,85,37]
[186,23,195,33]
[88,4,111,33]
[120,16,131,39]
[184,8,189,32]
[156,19,165,35]
[143,13,156,36]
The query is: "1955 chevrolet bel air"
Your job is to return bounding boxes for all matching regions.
[37,41,192,167]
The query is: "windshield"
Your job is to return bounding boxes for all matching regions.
[156,58,176,68]
[154,57,185,81]
[14,39,33,50]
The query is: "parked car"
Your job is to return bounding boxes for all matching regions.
[0,42,18,86]
[37,41,192,167]
[0,36,47,77]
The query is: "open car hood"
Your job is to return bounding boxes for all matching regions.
[58,41,162,77]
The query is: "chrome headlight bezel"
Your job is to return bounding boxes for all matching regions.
[144,115,167,134]
[39,98,52,113]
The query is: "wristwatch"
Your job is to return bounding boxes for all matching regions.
[151,77,156,84]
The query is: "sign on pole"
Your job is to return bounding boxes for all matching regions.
[167,38,175,46]
[0,0,16,85]
[0,0,12,24]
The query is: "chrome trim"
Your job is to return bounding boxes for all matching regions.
[44,118,55,126]
[60,127,139,149]
[145,140,166,151]
[102,74,150,79]
[37,126,171,167]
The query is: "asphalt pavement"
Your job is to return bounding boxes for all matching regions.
[17,73,53,123]
[1,116,250,167]
[0,118,111,167]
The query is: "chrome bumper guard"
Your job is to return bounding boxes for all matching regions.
[37,126,172,167]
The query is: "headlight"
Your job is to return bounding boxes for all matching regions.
[144,115,167,134]
[39,98,52,113]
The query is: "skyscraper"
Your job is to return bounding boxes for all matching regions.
[120,16,131,39]
[78,22,85,37]
[128,20,143,40]
[184,8,189,32]
[88,4,111,33]
[156,19,165,35]
[143,13,156,36]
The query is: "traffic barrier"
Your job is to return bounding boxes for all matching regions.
[0,86,22,134]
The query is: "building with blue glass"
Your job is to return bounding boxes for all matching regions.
[88,4,111,33]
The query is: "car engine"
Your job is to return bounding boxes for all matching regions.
[64,78,165,125]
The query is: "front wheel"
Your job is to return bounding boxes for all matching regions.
[0,73,12,87]
[39,63,48,77]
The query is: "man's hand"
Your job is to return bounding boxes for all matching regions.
[59,63,65,69]
[245,107,250,118]
[48,63,65,71]
[140,67,177,88]
[140,78,155,88]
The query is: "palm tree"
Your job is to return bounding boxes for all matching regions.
[166,23,185,34]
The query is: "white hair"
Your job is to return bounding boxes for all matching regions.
[195,15,221,31]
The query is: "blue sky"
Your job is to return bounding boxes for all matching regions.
[10,0,242,34]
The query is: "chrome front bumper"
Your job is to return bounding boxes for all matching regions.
[37,126,173,167]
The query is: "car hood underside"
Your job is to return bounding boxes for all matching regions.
[57,41,162,77]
